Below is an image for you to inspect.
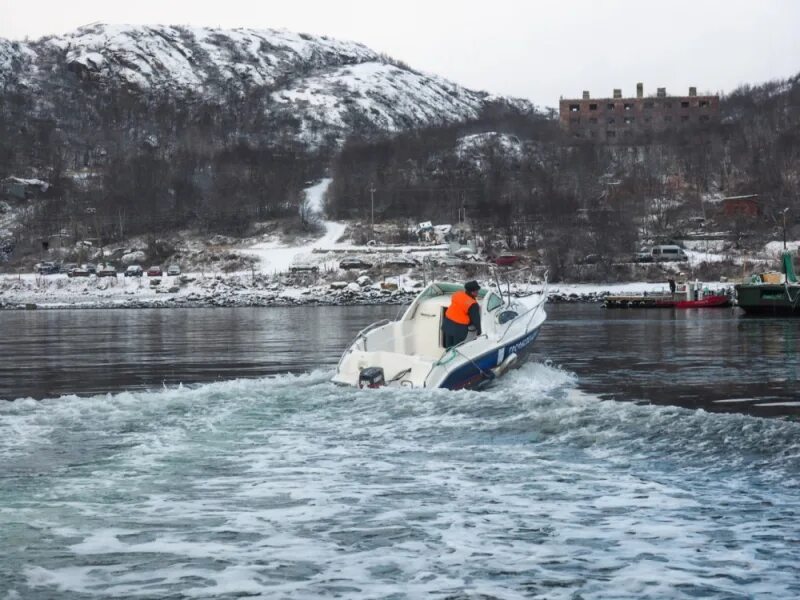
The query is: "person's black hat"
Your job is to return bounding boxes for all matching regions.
[464,280,481,292]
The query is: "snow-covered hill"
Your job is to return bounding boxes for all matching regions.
[271,62,488,142]
[1,24,533,145]
[48,24,379,91]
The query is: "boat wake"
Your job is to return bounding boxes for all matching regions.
[2,363,800,599]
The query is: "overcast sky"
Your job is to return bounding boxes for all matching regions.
[1,0,798,107]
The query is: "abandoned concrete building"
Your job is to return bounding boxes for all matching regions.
[559,83,720,142]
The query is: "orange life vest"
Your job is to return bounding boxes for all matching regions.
[445,290,477,325]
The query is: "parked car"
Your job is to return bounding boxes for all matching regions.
[97,265,118,277]
[431,255,466,267]
[125,265,144,277]
[290,261,319,273]
[167,264,181,276]
[147,266,163,277]
[382,256,420,268]
[85,263,97,274]
[36,261,60,275]
[635,245,688,263]
[67,266,90,277]
[576,254,602,265]
[339,257,373,270]
[490,253,523,267]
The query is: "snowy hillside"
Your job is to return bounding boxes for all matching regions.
[272,62,487,144]
[0,24,532,145]
[0,38,36,85]
[46,24,379,91]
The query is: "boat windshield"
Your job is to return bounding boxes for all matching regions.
[428,282,488,299]
[403,282,489,323]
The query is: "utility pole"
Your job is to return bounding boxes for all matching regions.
[369,183,376,234]
[783,207,789,250]
[86,206,101,263]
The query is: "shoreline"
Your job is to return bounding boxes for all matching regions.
[0,280,731,311]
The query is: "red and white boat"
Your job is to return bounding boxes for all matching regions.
[675,294,731,309]
[674,281,732,308]
[604,281,733,309]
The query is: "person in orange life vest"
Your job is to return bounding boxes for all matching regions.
[442,280,482,348]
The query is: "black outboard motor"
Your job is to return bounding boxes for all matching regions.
[359,367,386,388]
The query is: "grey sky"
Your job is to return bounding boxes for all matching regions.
[1,0,798,107]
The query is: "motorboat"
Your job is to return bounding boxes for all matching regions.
[332,279,547,390]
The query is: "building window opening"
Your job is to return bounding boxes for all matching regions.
[607,103,615,110]
[589,103,598,111]
[664,101,673,109]
[699,115,710,122]
[681,115,690,122]
[644,101,654,109]
[606,130,616,138]
[664,116,672,122]
[624,103,633,111]
[699,100,709,108]
[607,117,616,124]
[681,101,690,108]
[624,116,634,124]
[589,117,598,124]
[570,104,580,112]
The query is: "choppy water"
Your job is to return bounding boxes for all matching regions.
[2,305,800,598]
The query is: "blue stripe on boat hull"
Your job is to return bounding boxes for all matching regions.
[438,327,542,390]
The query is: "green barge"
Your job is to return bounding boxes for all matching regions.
[735,252,800,315]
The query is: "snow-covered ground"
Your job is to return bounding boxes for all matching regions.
[548,281,731,298]
[764,240,800,257]
[238,179,347,274]
[0,270,736,311]
[684,249,730,265]
[0,269,417,309]
[235,178,448,274]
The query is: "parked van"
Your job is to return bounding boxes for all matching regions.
[635,245,688,263]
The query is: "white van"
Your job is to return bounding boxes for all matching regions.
[635,245,688,262]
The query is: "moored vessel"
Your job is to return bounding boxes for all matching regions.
[604,281,732,309]
[735,251,800,315]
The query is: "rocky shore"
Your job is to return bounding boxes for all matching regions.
[0,272,682,310]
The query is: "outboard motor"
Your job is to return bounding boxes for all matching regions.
[358,366,386,388]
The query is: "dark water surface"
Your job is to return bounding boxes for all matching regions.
[545,305,800,418]
[1,304,797,416]
[2,304,800,599]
